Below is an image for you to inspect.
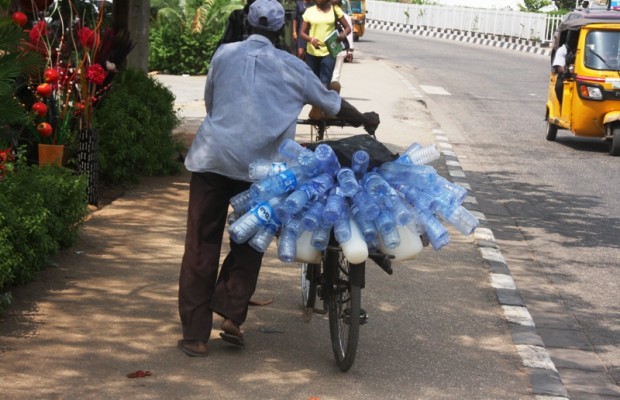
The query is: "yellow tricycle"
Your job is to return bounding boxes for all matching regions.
[546,8,620,155]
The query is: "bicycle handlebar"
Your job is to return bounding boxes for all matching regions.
[296,117,377,139]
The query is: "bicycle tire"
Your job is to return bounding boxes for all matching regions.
[327,249,361,372]
[300,262,318,308]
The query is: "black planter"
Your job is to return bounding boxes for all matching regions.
[78,128,99,207]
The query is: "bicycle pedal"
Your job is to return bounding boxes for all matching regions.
[342,308,368,325]
[360,309,368,325]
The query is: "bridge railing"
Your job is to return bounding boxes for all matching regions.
[366,1,564,43]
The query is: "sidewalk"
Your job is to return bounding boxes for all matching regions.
[0,51,534,399]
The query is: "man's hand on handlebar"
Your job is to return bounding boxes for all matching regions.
[363,111,380,135]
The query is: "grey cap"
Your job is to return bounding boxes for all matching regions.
[248,0,285,32]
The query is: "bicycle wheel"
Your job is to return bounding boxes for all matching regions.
[300,262,318,308]
[326,249,361,372]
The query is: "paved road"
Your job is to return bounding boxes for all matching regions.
[355,29,620,400]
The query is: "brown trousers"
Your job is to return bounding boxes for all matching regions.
[178,172,263,342]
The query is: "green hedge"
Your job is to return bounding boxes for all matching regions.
[149,21,220,75]
[93,69,183,185]
[0,158,88,292]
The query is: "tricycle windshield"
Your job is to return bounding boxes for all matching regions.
[350,1,363,13]
[584,30,620,71]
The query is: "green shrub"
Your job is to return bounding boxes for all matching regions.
[148,0,241,75]
[0,154,88,291]
[149,22,220,75]
[93,69,183,185]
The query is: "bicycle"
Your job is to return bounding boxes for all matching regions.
[300,237,394,371]
[295,117,396,371]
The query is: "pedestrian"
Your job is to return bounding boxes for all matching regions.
[177,0,379,357]
[300,0,352,89]
[292,0,315,60]
[330,0,354,92]
[552,43,567,105]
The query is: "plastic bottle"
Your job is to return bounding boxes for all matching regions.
[314,143,341,175]
[283,173,333,215]
[397,184,438,214]
[397,143,440,165]
[323,187,347,224]
[378,225,400,249]
[408,144,441,165]
[277,228,297,262]
[333,206,352,243]
[249,165,306,201]
[311,223,332,251]
[295,230,322,263]
[378,224,423,261]
[362,172,394,207]
[351,190,380,220]
[281,213,304,240]
[297,148,321,177]
[230,189,255,214]
[340,218,368,264]
[351,149,370,178]
[301,196,326,231]
[396,142,422,165]
[437,204,479,236]
[336,168,359,197]
[350,203,377,243]
[404,203,426,235]
[249,222,278,253]
[379,161,438,190]
[374,208,396,236]
[418,210,449,250]
[428,176,468,208]
[249,159,288,180]
[228,197,282,244]
[278,138,304,160]
[388,194,413,226]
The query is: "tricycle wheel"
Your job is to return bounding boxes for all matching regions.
[546,119,558,141]
[610,126,620,156]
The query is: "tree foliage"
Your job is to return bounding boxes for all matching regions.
[553,0,578,10]
[519,0,552,12]
[149,0,243,74]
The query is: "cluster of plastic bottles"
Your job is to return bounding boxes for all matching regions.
[227,138,479,265]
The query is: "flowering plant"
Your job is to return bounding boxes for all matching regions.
[13,0,132,145]
[0,145,16,180]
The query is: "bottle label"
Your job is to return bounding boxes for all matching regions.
[277,169,298,192]
[252,202,274,225]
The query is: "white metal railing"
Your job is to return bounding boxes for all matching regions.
[366,1,564,43]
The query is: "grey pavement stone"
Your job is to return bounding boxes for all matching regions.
[537,327,593,350]
[530,367,569,397]
[511,325,545,347]
[559,367,620,398]
[496,288,526,307]
[548,348,608,372]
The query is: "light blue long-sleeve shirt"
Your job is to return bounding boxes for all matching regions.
[184,34,341,181]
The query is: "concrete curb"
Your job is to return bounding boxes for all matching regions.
[367,19,553,57]
[388,70,569,399]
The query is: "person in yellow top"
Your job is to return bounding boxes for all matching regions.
[300,0,352,88]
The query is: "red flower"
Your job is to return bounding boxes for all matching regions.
[77,27,98,49]
[87,64,107,85]
[29,20,47,44]
[11,12,28,27]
